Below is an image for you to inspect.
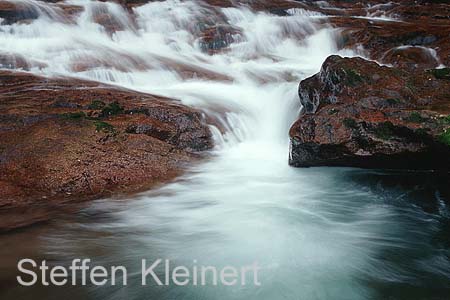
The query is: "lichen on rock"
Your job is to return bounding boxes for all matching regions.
[289,55,450,170]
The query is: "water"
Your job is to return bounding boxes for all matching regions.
[1,1,449,299]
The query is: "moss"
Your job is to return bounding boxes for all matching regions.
[330,72,340,85]
[62,111,86,120]
[328,108,338,115]
[94,121,115,134]
[100,101,124,117]
[440,115,450,125]
[386,98,401,105]
[88,100,106,110]
[406,80,417,93]
[406,112,427,123]
[343,118,358,129]
[392,68,405,77]
[374,121,394,140]
[428,68,450,80]
[439,129,450,146]
[344,68,363,86]
[415,128,430,136]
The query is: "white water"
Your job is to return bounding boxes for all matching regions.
[1,1,449,299]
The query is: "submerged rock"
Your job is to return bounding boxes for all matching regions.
[289,55,450,170]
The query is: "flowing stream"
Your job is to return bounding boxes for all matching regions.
[0,1,449,299]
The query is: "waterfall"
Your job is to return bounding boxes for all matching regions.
[0,0,353,148]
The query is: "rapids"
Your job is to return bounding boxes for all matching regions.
[0,1,449,299]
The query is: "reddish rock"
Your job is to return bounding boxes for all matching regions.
[380,46,440,71]
[324,1,450,67]
[289,55,450,169]
[0,1,39,24]
[0,71,213,230]
[200,0,450,65]
[92,12,128,33]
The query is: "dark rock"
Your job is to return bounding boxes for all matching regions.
[289,55,450,170]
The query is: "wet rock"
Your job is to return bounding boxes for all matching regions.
[380,46,440,71]
[289,55,450,170]
[202,0,304,10]
[0,70,213,230]
[0,53,30,70]
[198,24,242,53]
[0,52,47,71]
[291,0,449,67]
[0,1,39,24]
[92,12,127,33]
[89,1,136,34]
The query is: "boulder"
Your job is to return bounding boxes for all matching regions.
[0,71,213,230]
[289,55,450,170]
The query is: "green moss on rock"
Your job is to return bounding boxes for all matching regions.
[428,68,450,80]
[440,115,450,124]
[101,102,124,117]
[406,80,417,93]
[343,118,358,129]
[88,100,106,110]
[344,69,363,86]
[328,108,338,115]
[406,112,427,123]
[374,122,394,140]
[94,121,115,134]
[439,129,450,146]
[62,111,86,120]
[415,128,430,136]
[386,98,401,105]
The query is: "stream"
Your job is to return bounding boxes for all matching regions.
[0,1,449,299]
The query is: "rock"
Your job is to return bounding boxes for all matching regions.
[0,0,83,25]
[0,1,39,24]
[337,18,450,67]
[302,0,450,67]
[0,53,30,70]
[92,12,128,33]
[197,25,242,53]
[0,70,213,231]
[203,0,306,10]
[0,52,47,70]
[380,46,440,71]
[289,55,450,170]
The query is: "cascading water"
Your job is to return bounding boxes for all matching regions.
[1,0,350,144]
[1,1,449,299]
